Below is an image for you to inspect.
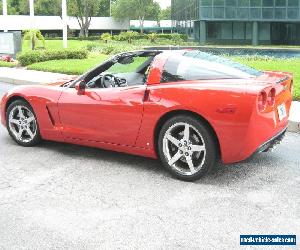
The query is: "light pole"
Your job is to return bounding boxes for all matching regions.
[29,0,34,29]
[110,0,112,17]
[62,0,68,48]
[2,0,8,32]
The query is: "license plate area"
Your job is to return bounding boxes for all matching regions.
[277,104,287,121]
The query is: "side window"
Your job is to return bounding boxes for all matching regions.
[105,56,152,74]
[161,53,262,83]
[86,56,154,88]
[161,57,184,83]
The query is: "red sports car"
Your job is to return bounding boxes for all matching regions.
[0,50,293,181]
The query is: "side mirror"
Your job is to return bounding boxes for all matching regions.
[75,81,86,95]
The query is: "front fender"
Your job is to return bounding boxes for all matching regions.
[1,85,64,141]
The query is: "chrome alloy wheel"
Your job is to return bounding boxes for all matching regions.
[8,105,37,143]
[163,122,206,176]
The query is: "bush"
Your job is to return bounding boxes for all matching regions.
[41,33,189,43]
[45,36,100,41]
[17,49,89,66]
[171,33,183,45]
[157,33,188,41]
[101,33,112,43]
[85,43,101,52]
[100,43,136,55]
[113,31,139,43]
[147,33,158,43]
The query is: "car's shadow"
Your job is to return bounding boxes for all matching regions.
[1,127,277,186]
[32,139,276,186]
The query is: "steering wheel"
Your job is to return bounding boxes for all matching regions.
[101,74,116,88]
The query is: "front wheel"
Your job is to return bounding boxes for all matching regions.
[158,115,217,181]
[6,100,41,147]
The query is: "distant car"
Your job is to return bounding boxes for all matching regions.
[0,50,293,181]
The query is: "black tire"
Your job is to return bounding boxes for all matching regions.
[6,100,41,147]
[158,115,217,181]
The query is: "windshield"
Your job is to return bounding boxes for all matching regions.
[161,51,262,83]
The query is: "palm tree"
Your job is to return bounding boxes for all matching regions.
[23,29,45,50]
[147,33,157,43]
[101,33,112,43]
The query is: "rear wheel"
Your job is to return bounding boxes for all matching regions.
[6,100,41,147]
[158,115,217,181]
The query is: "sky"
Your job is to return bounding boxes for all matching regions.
[155,0,171,9]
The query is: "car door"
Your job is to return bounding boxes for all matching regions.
[57,84,146,146]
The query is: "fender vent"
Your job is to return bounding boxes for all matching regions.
[46,106,55,126]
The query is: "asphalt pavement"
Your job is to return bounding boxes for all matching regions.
[0,83,299,250]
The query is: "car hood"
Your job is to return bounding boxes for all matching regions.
[46,75,78,87]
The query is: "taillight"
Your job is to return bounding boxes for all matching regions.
[258,91,267,112]
[267,88,276,107]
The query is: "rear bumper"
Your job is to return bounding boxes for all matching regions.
[255,127,287,154]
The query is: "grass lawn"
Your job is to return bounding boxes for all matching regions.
[233,57,300,101]
[28,55,151,75]
[27,54,109,75]
[0,61,17,68]
[22,39,96,52]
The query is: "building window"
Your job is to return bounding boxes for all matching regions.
[226,0,237,6]
[275,0,286,6]
[221,22,233,39]
[288,0,299,6]
[250,7,262,18]
[201,0,213,6]
[213,0,225,6]
[213,7,225,18]
[238,0,250,6]
[246,22,253,39]
[207,22,222,38]
[263,0,274,6]
[287,8,299,18]
[200,7,213,18]
[262,7,274,18]
[250,0,262,7]
[233,22,245,39]
[274,7,286,18]
[237,8,249,18]
[259,22,270,40]
[225,7,236,18]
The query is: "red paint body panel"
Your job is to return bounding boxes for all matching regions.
[0,51,293,164]
[57,85,146,146]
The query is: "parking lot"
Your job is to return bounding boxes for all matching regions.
[0,83,299,249]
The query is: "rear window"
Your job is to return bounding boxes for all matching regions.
[161,51,262,83]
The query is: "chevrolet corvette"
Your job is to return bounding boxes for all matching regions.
[0,50,293,181]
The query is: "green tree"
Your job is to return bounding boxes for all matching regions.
[23,29,45,50]
[171,33,183,45]
[112,0,160,34]
[96,0,110,16]
[101,32,112,43]
[160,6,171,20]
[7,0,29,15]
[34,0,61,16]
[121,31,138,44]
[68,0,101,37]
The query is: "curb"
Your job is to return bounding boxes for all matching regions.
[288,121,300,133]
[288,101,300,134]
[0,77,43,85]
